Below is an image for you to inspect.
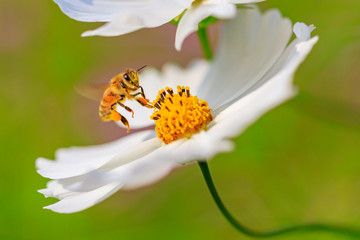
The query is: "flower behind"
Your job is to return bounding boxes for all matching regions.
[53,0,264,50]
[37,7,318,213]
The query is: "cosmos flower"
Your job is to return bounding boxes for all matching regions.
[37,8,318,213]
[52,0,263,50]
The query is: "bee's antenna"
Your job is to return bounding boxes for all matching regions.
[137,65,147,72]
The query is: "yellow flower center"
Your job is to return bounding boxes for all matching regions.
[150,86,213,144]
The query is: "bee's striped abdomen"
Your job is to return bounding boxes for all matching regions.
[99,103,112,121]
[98,89,120,121]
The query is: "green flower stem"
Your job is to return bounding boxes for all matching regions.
[198,161,360,238]
[197,26,213,60]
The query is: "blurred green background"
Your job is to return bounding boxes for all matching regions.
[1,0,360,239]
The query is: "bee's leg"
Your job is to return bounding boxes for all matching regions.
[117,102,134,118]
[139,86,147,99]
[131,88,149,101]
[135,97,153,108]
[130,92,142,97]
[110,110,130,133]
[120,115,130,133]
[131,87,149,100]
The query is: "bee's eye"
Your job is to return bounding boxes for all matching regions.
[124,74,130,81]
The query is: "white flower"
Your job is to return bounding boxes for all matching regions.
[53,0,263,50]
[175,0,264,50]
[37,8,318,213]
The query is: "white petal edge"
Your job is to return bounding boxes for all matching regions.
[53,0,146,22]
[38,135,174,193]
[40,144,179,193]
[41,154,177,213]
[39,180,76,199]
[43,182,123,214]
[170,22,318,164]
[57,149,179,192]
[293,22,316,41]
[175,2,236,51]
[95,132,232,180]
[55,131,233,186]
[36,130,155,179]
[197,7,293,109]
[81,0,193,37]
[39,139,179,213]
[163,131,235,164]
[210,36,319,140]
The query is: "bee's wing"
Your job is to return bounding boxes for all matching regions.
[75,82,109,101]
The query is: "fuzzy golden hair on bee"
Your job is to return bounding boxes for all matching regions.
[76,67,153,133]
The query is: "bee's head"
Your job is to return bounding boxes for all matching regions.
[122,69,139,87]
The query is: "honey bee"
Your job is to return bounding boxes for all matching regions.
[77,66,153,132]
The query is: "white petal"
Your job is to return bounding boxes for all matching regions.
[78,156,176,191]
[54,0,192,21]
[161,60,209,92]
[39,180,76,199]
[99,137,162,171]
[36,130,154,179]
[293,22,316,41]
[45,137,165,192]
[53,0,145,22]
[43,182,123,214]
[41,139,177,191]
[175,2,236,51]
[41,154,177,213]
[115,60,210,129]
[211,2,238,19]
[197,7,293,109]
[209,36,319,140]
[56,131,231,191]
[80,0,193,37]
[161,131,234,164]
[112,153,178,190]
